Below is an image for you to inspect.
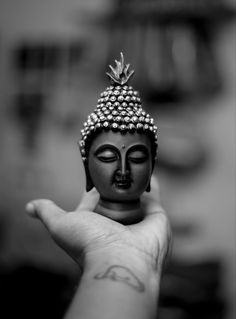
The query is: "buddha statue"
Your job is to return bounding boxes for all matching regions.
[79,53,158,224]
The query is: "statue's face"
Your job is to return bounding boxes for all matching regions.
[88,131,152,202]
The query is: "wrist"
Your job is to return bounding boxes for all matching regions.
[84,247,161,293]
[69,247,161,319]
[86,245,156,269]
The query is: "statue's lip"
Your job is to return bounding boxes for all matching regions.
[114,179,131,188]
[114,176,131,183]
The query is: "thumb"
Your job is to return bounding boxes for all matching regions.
[26,199,66,232]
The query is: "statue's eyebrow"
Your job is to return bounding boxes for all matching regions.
[94,144,119,155]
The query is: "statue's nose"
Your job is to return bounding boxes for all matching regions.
[116,158,130,178]
[116,169,130,179]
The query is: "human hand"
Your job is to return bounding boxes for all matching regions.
[26,176,171,272]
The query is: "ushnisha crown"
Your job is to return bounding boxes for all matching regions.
[79,53,158,162]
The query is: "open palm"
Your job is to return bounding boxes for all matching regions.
[26,177,171,270]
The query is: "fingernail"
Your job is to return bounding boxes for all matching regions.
[26,202,36,216]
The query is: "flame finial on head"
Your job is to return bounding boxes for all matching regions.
[106,52,135,86]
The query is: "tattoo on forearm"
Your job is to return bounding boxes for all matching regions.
[94,265,145,292]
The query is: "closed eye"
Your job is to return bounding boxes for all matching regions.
[96,149,118,162]
[128,150,148,163]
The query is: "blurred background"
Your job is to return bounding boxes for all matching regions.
[0,0,235,318]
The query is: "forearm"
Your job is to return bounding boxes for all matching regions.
[64,251,161,319]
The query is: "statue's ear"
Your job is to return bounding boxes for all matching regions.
[84,162,94,192]
[146,160,156,192]
[146,182,151,192]
[79,142,94,192]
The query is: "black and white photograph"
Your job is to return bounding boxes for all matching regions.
[0,1,235,318]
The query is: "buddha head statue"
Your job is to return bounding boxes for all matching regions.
[79,53,158,224]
